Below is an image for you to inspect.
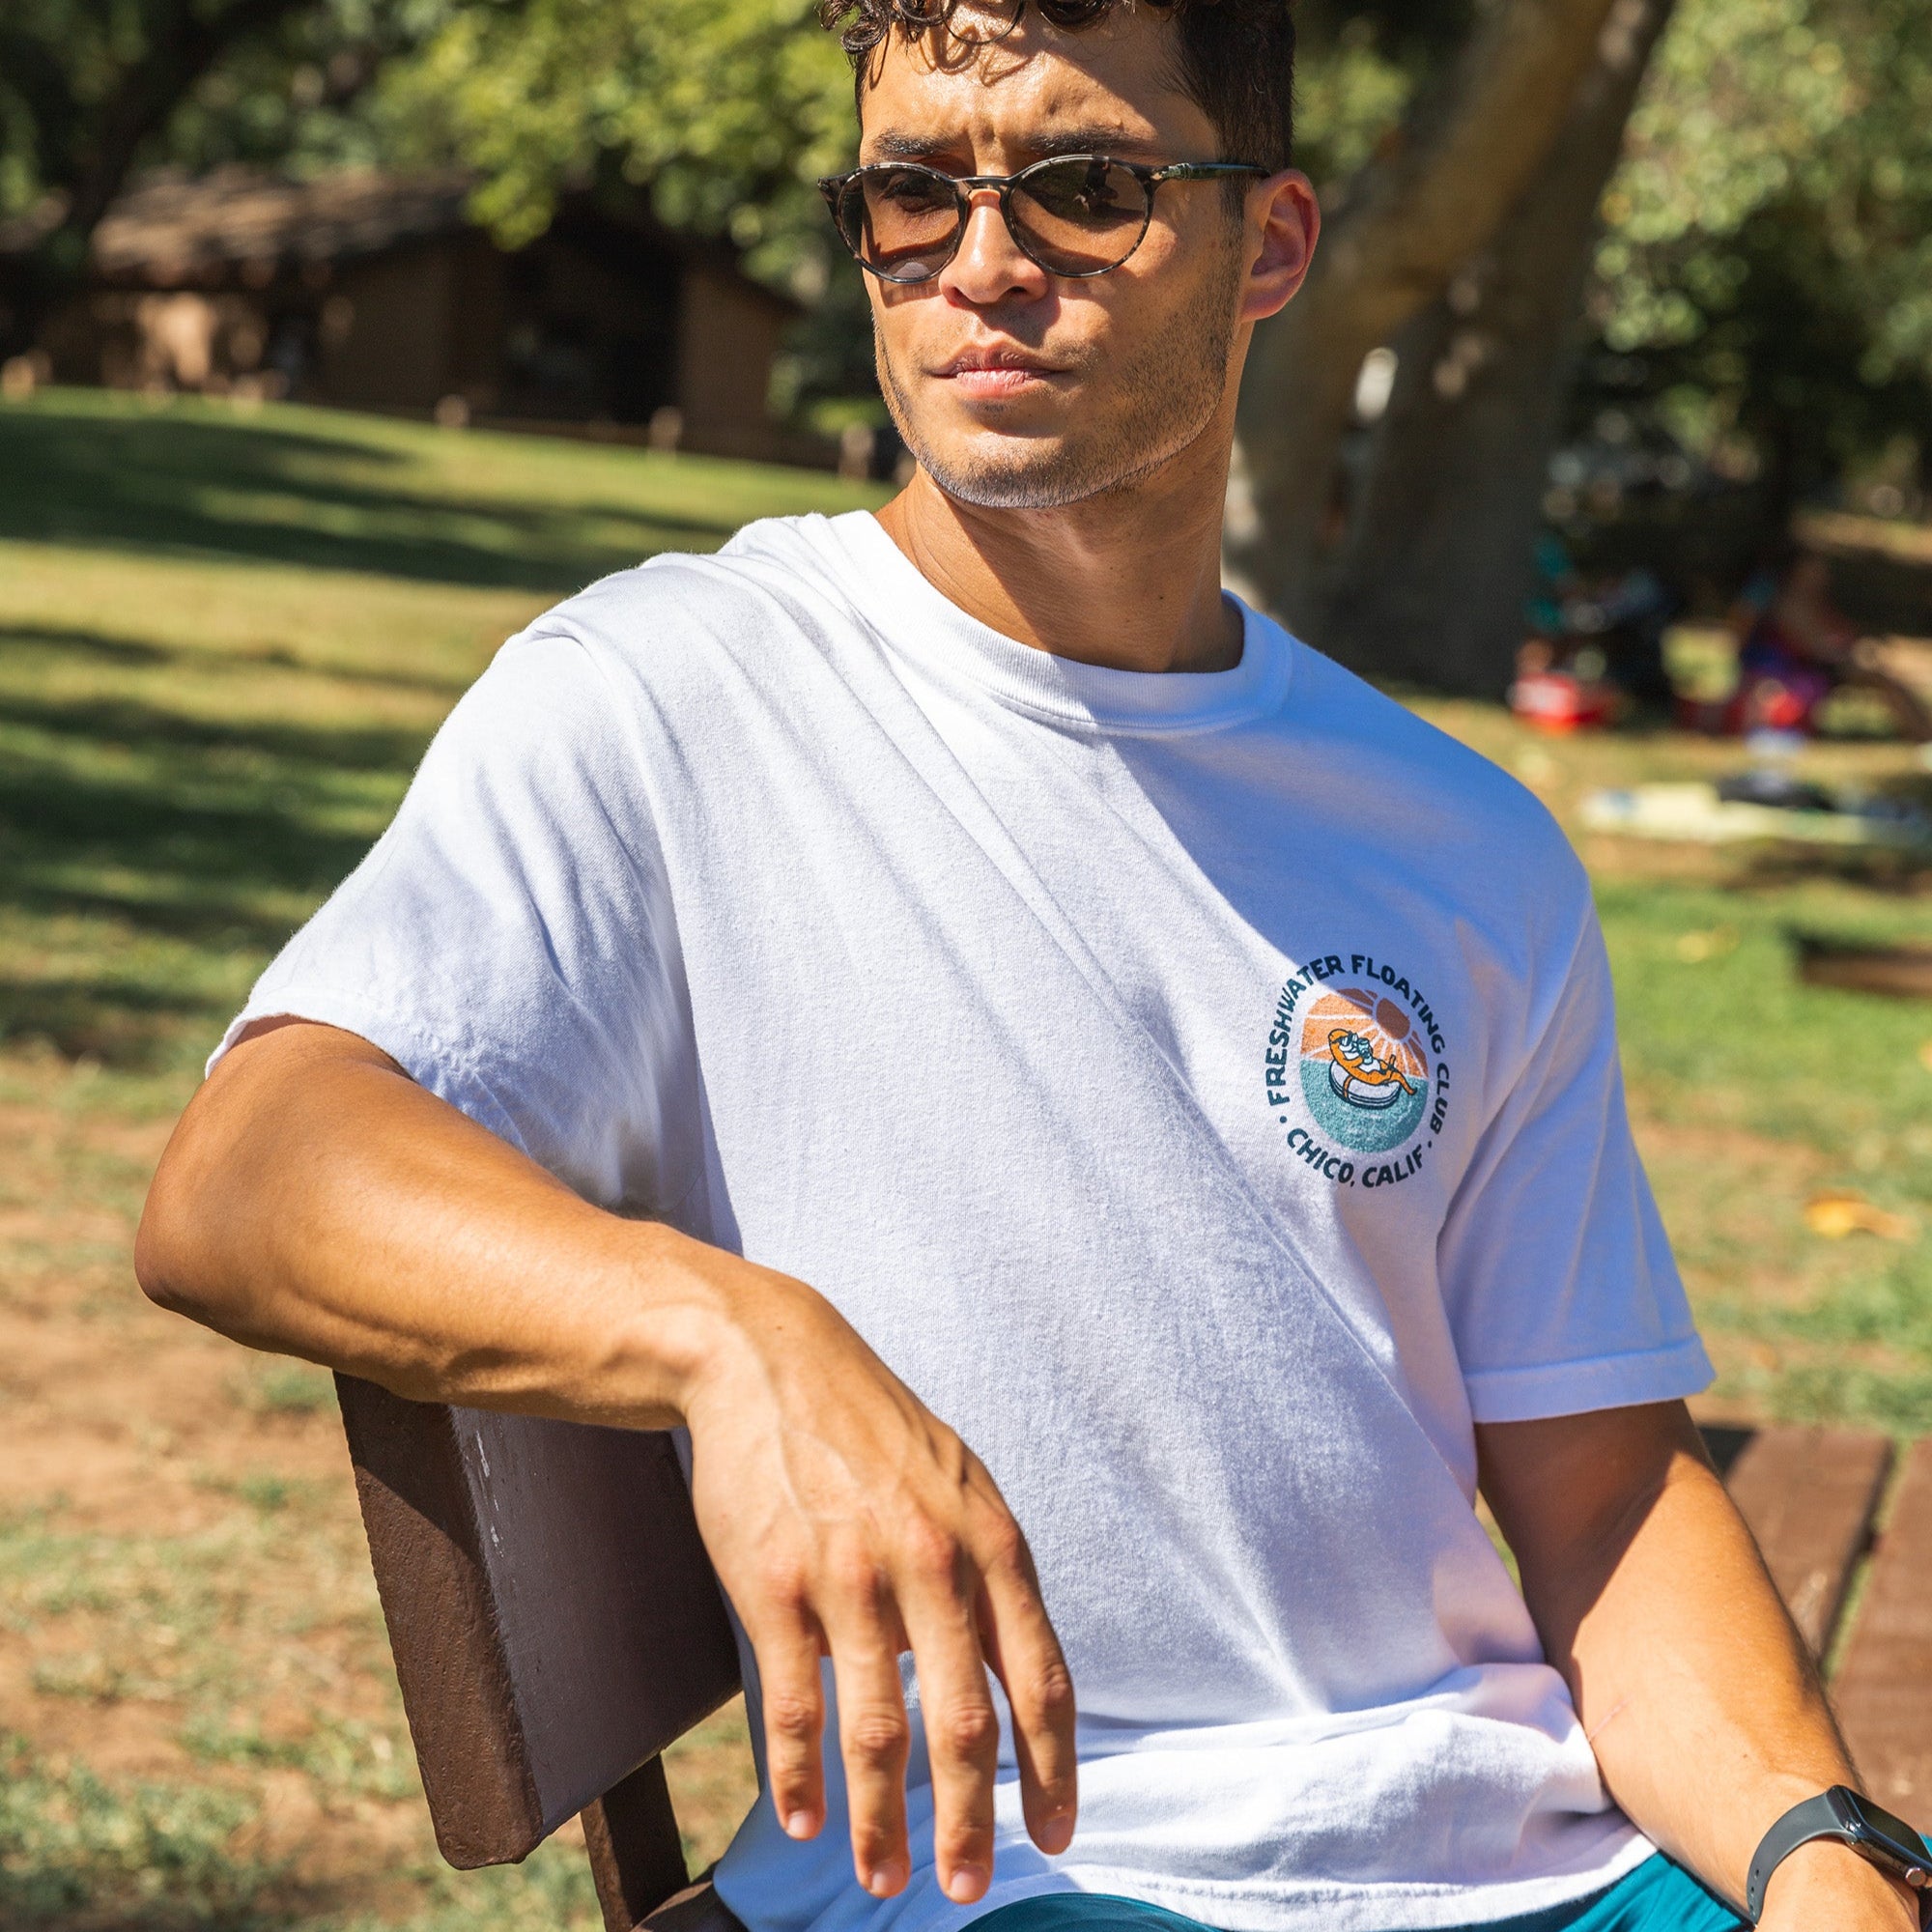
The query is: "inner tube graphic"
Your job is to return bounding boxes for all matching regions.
[1326,1028,1415,1110]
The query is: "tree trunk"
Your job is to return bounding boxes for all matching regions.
[1224,0,1634,632]
[1317,0,1678,695]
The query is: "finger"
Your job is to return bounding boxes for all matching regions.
[895,1533,1001,1903]
[821,1564,915,1897]
[971,1509,1077,1855]
[749,1601,830,1842]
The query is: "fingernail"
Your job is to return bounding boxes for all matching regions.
[783,1810,815,1839]
[866,1862,907,1897]
[948,1865,987,1902]
[1037,1814,1074,1855]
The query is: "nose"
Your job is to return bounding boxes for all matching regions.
[941,185,1049,304]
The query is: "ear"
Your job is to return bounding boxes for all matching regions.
[1240,170,1321,324]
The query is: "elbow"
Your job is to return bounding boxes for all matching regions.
[134,1105,239,1328]
[135,1151,205,1321]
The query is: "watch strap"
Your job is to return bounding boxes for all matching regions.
[1745,1788,1924,1924]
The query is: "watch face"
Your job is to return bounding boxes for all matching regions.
[1844,1791,1931,1866]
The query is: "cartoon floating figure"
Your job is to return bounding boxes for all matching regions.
[1327,1028,1417,1110]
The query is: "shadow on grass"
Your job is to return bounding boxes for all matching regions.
[3,727,382,908]
[0,696,413,1068]
[0,973,223,1066]
[0,622,476,701]
[0,623,171,668]
[0,407,567,1073]
[1735,845,1932,895]
[0,686,435,773]
[0,406,731,593]
[0,395,850,1073]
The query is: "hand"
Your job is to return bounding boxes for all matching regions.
[671,1247,1077,1906]
[1760,1840,1922,1932]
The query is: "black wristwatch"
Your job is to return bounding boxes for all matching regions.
[1746,1786,1932,1924]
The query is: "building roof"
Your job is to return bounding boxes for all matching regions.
[85,168,478,284]
[2,166,796,316]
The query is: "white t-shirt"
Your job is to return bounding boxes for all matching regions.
[214,512,1712,1932]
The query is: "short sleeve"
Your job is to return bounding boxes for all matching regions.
[210,631,700,1216]
[1438,906,1713,1423]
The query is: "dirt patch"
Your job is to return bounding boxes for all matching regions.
[0,1067,756,1927]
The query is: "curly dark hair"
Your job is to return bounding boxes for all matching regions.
[817,0,1296,174]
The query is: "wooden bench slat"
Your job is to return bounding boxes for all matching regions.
[1720,1426,1892,1657]
[337,1375,743,1870]
[1833,1437,1932,1814]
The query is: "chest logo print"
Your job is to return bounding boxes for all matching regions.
[1264,952,1451,1189]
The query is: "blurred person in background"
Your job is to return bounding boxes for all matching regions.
[1726,544,1931,741]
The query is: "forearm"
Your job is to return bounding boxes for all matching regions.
[136,1020,728,1426]
[1482,1405,1915,1928]
[1549,1446,1847,1886]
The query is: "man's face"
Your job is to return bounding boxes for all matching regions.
[857,7,1261,509]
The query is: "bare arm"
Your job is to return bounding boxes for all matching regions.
[137,1018,1077,1905]
[1479,1401,1917,1931]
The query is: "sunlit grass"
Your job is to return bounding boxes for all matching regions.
[1414,697,1932,1435]
[0,386,881,591]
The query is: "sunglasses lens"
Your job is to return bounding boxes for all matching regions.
[1010,157,1150,274]
[839,168,962,282]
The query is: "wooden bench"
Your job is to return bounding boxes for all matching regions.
[334,1376,1932,1932]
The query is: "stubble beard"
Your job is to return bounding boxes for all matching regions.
[877,243,1244,511]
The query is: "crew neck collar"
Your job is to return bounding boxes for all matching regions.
[813,510,1293,737]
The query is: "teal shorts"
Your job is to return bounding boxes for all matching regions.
[970,1856,1744,1932]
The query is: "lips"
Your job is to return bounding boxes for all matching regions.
[933,349,1063,398]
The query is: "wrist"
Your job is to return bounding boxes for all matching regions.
[621,1222,833,1431]
[616,1220,755,1425]
[1762,1839,1921,1930]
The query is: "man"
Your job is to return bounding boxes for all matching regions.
[136,4,1924,1931]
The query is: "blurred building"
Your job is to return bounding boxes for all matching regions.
[33,168,797,461]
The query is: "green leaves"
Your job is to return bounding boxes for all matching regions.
[375,0,856,290]
[1593,0,1932,473]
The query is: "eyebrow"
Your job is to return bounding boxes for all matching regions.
[863,126,1169,165]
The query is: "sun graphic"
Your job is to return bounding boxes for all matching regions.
[1299,988,1429,1086]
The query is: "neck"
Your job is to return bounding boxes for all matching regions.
[874,406,1243,675]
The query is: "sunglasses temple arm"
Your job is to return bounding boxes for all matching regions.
[1144,163,1269,188]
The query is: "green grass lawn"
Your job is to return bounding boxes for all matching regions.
[0,390,883,1094]
[0,387,1927,1931]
